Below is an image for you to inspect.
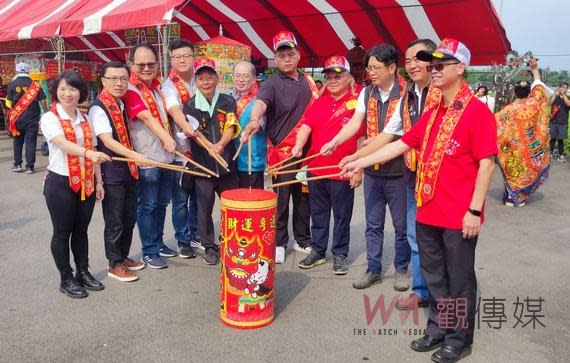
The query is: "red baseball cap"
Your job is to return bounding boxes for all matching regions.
[322,55,351,73]
[273,31,298,52]
[193,57,216,74]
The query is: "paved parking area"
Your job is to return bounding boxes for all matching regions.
[0,131,567,362]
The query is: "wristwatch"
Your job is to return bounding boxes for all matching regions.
[468,208,481,217]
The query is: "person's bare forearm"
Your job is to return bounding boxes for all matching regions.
[138,110,171,140]
[350,140,409,169]
[240,100,267,143]
[294,125,311,150]
[168,105,194,134]
[249,100,267,124]
[218,126,235,148]
[95,164,102,183]
[469,157,495,211]
[332,115,363,146]
[99,133,142,160]
[355,132,396,158]
[52,135,93,157]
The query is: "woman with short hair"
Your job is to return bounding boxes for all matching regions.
[41,70,111,298]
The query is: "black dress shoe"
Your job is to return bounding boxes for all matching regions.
[410,335,444,352]
[75,268,105,291]
[60,276,88,299]
[431,344,472,363]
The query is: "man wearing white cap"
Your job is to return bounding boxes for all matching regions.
[342,38,498,362]
[6,62,47,173]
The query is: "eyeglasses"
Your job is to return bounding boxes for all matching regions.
[133,62,157,71]
[171,54,194,62]
[101,76,129,84]
[366,65,385,74]
[233,73,252,81]
[427,62,460,72]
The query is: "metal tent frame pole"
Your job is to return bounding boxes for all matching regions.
[157,24,172,80]
[49,37,65,73]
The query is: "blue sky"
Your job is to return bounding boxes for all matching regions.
[491,0,570,70]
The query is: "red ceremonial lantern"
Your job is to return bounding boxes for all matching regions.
[220,188,277,329]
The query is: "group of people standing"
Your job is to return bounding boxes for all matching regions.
[4,27,566,363]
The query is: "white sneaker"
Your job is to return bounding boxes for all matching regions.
[293,242,312,254]
[275,246,286,264]
[190,239,205,250]
[559,155,567,163]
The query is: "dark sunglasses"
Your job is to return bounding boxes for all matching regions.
[427,62,460,72]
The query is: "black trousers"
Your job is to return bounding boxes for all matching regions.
[195,173,238,250]
[238,171,264,189]
[13,121,38,168]
[273,172,311,248]
[307,176,354,257]
[102,183,138,267]
[44,171,96,277]
[416,222,478,348]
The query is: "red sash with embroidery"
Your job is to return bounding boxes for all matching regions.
[402,86,442,171]
[8,81,41,137]
[52,103,94,200]
[550,103,560,120]
[129,73,170,131]
[98,90,139,180]
[168,70,191,106]
[236,83,259,118]
[266,74,319,166]
[416,81,473,207]
[366,74,406,169]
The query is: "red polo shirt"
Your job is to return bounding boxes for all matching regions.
[301,90,364,180]
[401,98,498,229]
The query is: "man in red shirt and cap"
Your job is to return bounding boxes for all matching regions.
[343,38,497,363]
[290,56,363,275]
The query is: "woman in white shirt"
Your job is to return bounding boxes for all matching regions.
[41,70,111,299]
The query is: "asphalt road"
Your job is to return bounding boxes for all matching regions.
[0,131,568,363]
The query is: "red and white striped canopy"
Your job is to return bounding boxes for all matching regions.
[0,0,510,66]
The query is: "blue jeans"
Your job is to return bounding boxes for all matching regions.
[172,170,199,245]
[363,173,410,274]
[407,178,429,299]
[137,167,174,256]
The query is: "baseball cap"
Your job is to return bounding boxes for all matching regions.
[273,31,298,52]
[417,38,471,67]
[193,57,216,74]
[322,55,351,73]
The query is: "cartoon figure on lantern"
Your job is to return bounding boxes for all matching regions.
[224,232,273,304]
[244,259,270,298]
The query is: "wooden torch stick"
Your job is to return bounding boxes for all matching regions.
[267,153,296,171]
[266,173,342,188]
[174,151,219,177]
[232,140,244,161]
[195,135,229,171]
[268,165,339,176]
[270,152,324,172]
[247,139,252,175]
[111,157,210,178]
